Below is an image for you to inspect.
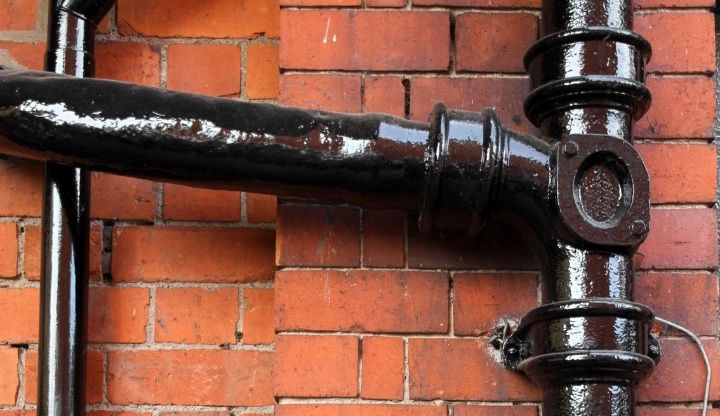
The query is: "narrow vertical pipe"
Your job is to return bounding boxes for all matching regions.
[38,3,99,415]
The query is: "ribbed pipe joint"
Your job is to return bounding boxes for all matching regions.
[419,103,508,235]
[503,299,659,397]
[524,27,652,129]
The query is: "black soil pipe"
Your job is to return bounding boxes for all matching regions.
[39,2,114,415]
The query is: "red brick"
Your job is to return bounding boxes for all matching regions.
[155,287,239,344]
[89,412,151,416]
[276,405,447,416]
[0,223,17,278]
[0,158,42,217]
[366,0,407,7]
[96,11,111,34]
[636,143,717,204]
[362,209,405,267]
[280,11,449,71]
[364,77,405,118]
[112,227,275,283]
[88,287,149,343]
[25,350,104,404]
[276,204,360,267]
[361,337,403,400]
[636,208,717,270]
[413,0,538,8]
[636,0,712,7]
[454,273,537,336]
[117,0,279,39]
[91,173,158,221]
[279,74,361,113]
[163,184,241,222]
[107,350,274,406]
[0,288,38,343]
[246,44,280,100]
[635,12,714,74]
[246,193,277,224]
[0,348,18,405]
[636,76,716,139]
[0,41,45,70]
[409,338,539,401]
[410,77,533,133]
[0,0,37,31]
[281,0,359,6]
[167,44,242,97]
[160,413,231,416]
[96,42,161,86]
[24,225,103,282]
[638,338,720,402]
[638,410,720,416]
[408,222,537,270]
[276,270,448,332]
[454,406,538,416]
[636,273,718,336]
[456,13,537,73]
[274,335,358,398]
[0,412,36,416]
[242,288,274,345]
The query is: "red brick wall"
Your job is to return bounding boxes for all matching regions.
[0,0,719,415]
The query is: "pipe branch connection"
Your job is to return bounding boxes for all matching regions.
[0,0,658,412]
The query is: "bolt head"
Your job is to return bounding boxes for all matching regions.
[562,141,578,157]
[630,220,647,237]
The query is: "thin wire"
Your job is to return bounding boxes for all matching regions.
[656,317,711,416]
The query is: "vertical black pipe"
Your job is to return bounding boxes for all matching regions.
[39,2,110,414]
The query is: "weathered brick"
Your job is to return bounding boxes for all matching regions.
[0,288,38,343]
[279,74,361,113]
[636,76,716,139]
[274,335,358,398]
[0,412,36,416]
[636,272,718,336]
[413,0,539,8]
[363,209,405,268]
[96,42,161,86]
[155,287,239,344]
[637,410,720,416]
[0,223,17,278]
[276,204,360,267]
[364,77,405,118]
[280,11,449,71]
[635,12,714,74]
[163,184,241,222]
[159,413,231,416]
[0,0,37,31]
[107,350,274,406]
[88,412,151,416]
[25,350,104,404]
[246,44,280,100]
[636,143,717,204]
[456,13,537,73]
[112,227,275,283]
[276,405,447,416]
[410,77,533,133]
[246,193,277,224]
[636,208,717,270]
[167,44,242,96]
[91,173,158,221]
[454,273,537,336]
[636,0,712,7]
[0,41,45,70]
[276,270,448,333]
[366,0,407,7]
[0,158,42,217]
[409,338,540,401]
[23,225,103,282]
[88,287,149,343]
[454,406,538,416]
[408,223,537,270]
[361,337,404,400]
[280,0,359,6]
[0,348,18,405]
[242,288,274,345]
[638,338,720,402]
[117,0,279,39]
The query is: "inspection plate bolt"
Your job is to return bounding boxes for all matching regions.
[562,141,578,157]
[630,220,647,237]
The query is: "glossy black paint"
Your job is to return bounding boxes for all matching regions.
[38,1,114,415]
